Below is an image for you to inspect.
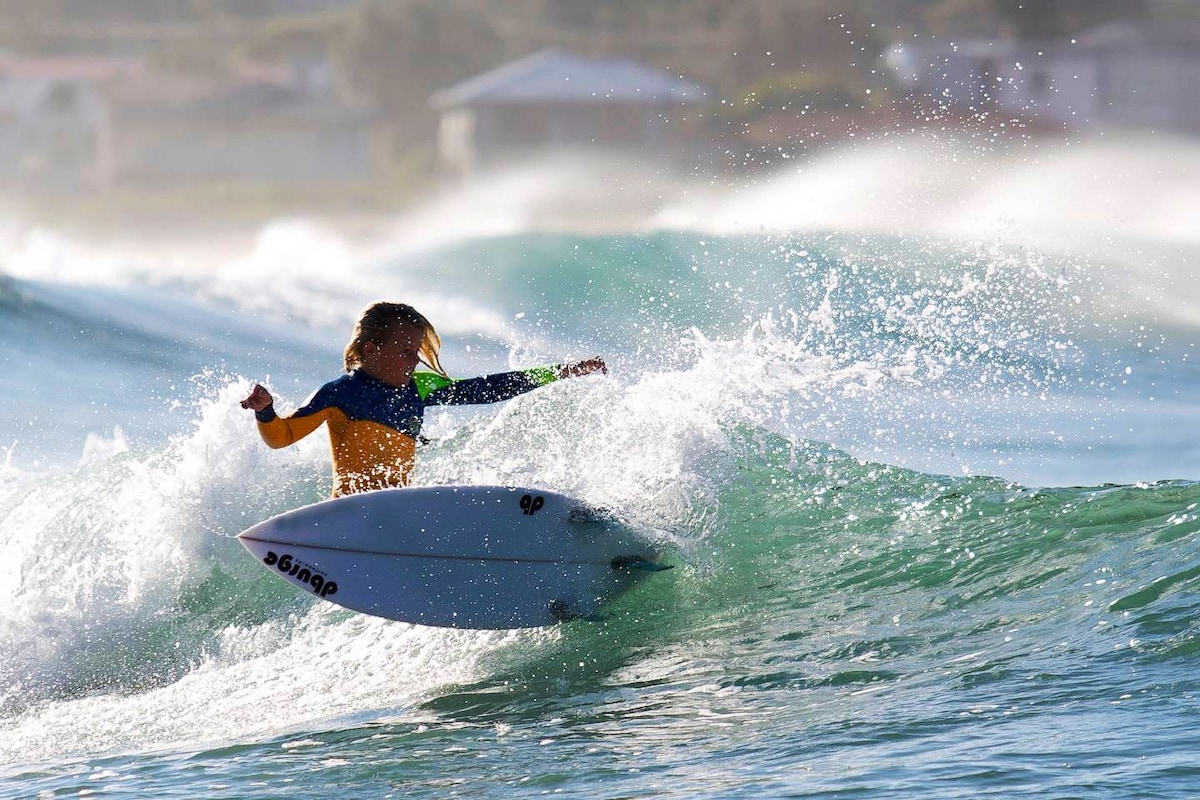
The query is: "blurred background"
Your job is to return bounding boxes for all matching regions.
[0,0,1196,242]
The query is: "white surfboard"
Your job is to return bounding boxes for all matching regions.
[236,485,669,629]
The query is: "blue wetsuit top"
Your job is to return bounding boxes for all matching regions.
[255,366,559,495]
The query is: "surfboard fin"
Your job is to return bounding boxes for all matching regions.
[548,599,576,621]
[566,505,616,528]
[610,556,673,572]
[548,599,603,623]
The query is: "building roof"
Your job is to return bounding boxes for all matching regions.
[0,76,96,115]
[1075,19,1200,53]
[432,48,709,108]
[113,80,375,124]
[0,51,143,82]
[889,19,1200,64]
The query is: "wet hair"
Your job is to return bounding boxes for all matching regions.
[343,301,448,377]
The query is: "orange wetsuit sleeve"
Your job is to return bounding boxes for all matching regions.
[254,404,331,449]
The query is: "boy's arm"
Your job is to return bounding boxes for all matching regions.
[417,358,605,407]
[419,367,560,407]
[242,383,331,448]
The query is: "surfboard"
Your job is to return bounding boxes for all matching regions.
[236,485,670,629]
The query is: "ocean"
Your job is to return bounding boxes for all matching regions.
[2,135,1200,798]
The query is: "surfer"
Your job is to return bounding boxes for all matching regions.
[241,301,606,496]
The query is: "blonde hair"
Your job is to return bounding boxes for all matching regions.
[343,301,448,377]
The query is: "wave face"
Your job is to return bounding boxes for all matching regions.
[2,147,1200,796]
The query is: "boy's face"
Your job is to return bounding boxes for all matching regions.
[364,321,424,386]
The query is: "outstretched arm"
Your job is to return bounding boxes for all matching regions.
[421,356,607,407]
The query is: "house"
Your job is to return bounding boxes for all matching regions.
[0,54,120,191]
[106,76,386,186]
[884,20,1200,135]
[0,54,144,189]
[431,49,711,176]
[0,76,107,189]
[0,51,387,190]
[1073,20,1200,133]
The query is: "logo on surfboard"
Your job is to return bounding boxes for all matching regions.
[519,494,545,515]
[262,551,338,597]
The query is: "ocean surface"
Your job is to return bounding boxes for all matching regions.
[3,135,1200,798]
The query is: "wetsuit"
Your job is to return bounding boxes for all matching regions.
[255,366,559,496]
